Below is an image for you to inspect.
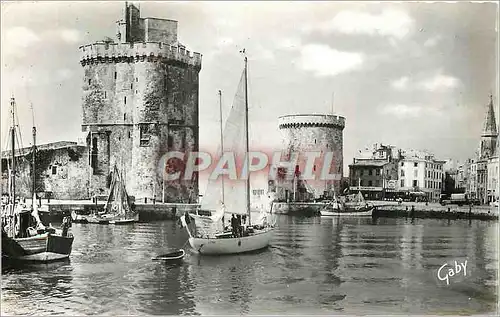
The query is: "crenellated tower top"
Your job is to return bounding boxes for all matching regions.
[278,114,345,130]
[81,2,201,68]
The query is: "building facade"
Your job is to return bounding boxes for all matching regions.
[269,114,345,201]
[1,142,89,199]
[80,2,202,202]
[398,151,444,202]
[348,144,400,200]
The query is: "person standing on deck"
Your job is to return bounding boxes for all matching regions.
[231,214,238,237]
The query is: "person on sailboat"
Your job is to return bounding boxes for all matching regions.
[231,214,238,237]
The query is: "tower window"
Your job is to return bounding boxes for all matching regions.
[167,135,174,148]
[136,77,138,82]
[314,139,317,144]
[88,79,91,85]
[130,83,133,90]
[124,113,126,120]
[52,166,57,175]
[91,137,98,174]
[128,131,131,138]
[124,96,127,105]
[114,72,117,80]
[140,125,151,147]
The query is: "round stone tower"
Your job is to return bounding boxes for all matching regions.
[277,114,345,199]
[80,3,202,202]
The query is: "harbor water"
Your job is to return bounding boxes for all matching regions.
[1,216,498,315]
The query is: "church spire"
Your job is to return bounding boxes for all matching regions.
[482,94,497,137]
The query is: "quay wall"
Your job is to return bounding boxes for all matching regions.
[371,201,498,221]
[42,200,198,221]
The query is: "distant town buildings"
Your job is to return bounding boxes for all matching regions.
[348,144,444,202]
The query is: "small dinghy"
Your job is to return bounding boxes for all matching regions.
[152,249,185,261]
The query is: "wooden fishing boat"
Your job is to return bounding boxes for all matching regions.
[320,192,374,217]
[181,55,275,255]
[1,97,74,263]
[152,249,185,261]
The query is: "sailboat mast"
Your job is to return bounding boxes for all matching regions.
[32,106,37,203]
[244,56,251,225]
[218,90,225,204]
[10,97,16,204]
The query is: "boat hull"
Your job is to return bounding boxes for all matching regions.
[320,207,374,217]
[109,214,139,225]
[189,228,274,255]
[2,233,74,263]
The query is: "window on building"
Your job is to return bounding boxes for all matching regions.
[413,180,418,187]
[136,77,138,82]
[104,91,107,99]
[376,169,380,176]
[128,131,131,138]
[124,113,126,121]
[401,170,405,177]
[401,162,404,167]
[360,169,364,176]
[414,162,418,167]
[368,169,372,176]
[52,166,57,175]
[124,96,127,105]
[114,72,117,80]
[167,134,174,148]
[313,165,316,172]
[130,83,133,90]
[314,139,317,144]
[401,179,405,187]
[368,180,373,186]
[140,125,151,147]
[88,79,91,85]
[91,137,98,174]
[425,180,427,188]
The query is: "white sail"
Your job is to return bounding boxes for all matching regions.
[200,71,247,216]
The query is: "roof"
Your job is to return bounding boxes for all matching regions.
[482,95,498,137]
[350,159,388,167]
[1,141,82,159]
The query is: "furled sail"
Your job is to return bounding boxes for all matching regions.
[104,165,131,217]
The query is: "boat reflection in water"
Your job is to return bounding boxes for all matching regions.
[1,217,498,315]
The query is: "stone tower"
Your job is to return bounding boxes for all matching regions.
[480,95,498,160]
[80,2,202,202]
[273,114,345,200]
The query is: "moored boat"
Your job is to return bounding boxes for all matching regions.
[320,192,374,217]
[180,55,275,255]
[1,97,74,263]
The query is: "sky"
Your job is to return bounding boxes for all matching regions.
[1,1,499,185]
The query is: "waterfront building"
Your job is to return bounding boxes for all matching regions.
[1,141,88,199]
[397,150,445,202]
[348,144,400,200]
[487,138,499,203]
[269,114,345,202]
[466,158,478,199]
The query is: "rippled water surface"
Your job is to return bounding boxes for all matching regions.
[2,216,498,315]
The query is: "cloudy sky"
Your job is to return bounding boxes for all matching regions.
[1,1,498,180]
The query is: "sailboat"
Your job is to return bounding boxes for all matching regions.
[1,97,74,262]
[180,55,275,255]
[320,191,374,217]
[105,164,138,224]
